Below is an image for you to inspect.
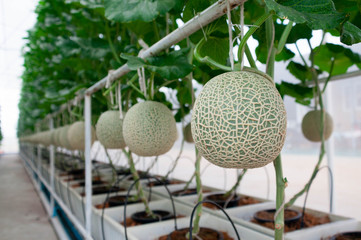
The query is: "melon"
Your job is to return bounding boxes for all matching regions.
[67,121,96,151]
[123,101,177,156]
[191,70,287,169]
[59,125,73,149]
[183,122,194,143]
[96,110,126,149]
[301,110,333,142]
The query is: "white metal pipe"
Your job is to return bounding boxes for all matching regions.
[324,85,335,213]
[49,117,55,216]
[306,70,361,86]
[84,95,92,238]
[81,0,244,95]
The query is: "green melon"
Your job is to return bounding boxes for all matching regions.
[67,121,96,151]
[96,110,126,149]
[40,130,52,147]
[191,70,287,169]
[123,101,177,156]
[59,125,73,149]
[301,110,333,142]
[183,122,194,143]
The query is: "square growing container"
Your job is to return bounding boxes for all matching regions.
[90,190,164,240]
[126,213,273,240]
[225,201,357,240]
[97,198,194,240]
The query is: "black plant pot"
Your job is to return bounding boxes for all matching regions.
[131,210,173,224]
[171,188,197,197]
[204,193,241,208]
[147,179,171,187]
[77,179,104,187]
[108,195,140,207]
[254,209,301,224]
[89,186,125,195]
[330,231,361,240]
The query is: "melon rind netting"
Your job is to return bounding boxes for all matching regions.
[96,110,126,149]
[191,71,287,169]
[123,101,177,157]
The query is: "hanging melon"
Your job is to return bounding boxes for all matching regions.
[183,122,194,143]
[67,121,96,151]
[301,110,333,142]
[123,101,177,156]
[59,125,73,149]
[191,70,287,169]
[96,110,126,149]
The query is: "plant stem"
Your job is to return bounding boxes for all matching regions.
[105,23,122,64]
[244,44,257,69]
[286,57,327,208]
[223,169,247,198]
[153,20,160,41]
[273,155,285,239]
[145,156,158,174]
[264,13,285,240]
[193,38,232,71]
[322,59,335,93]
[285,144,325,207]
[123,149,155,218]
[192,148,203,235]
[182,171,196,191]
[104,148,117,185]
[238,11,273,61]
[276,21,293,54]
[164,138,185,179]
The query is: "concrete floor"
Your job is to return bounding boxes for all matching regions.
[0,154,58,240]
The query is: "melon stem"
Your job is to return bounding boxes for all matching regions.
[164,138,185,179]
[286,61,327,207]
[104,148,118,185]
[264,13,285,240]
[191,148,203,236]
[223,169,247,198]
[123,149,155,218]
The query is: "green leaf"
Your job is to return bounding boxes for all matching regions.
[197,36,229,66]
[183,0,211,22]
[104,0,176,22]
[146,48,193,80]
[265,0,346,30]
[313,43,360,75]
[287,24,313,43]
[120,54,146,70]
[287,61,313,83]
[275,46,295,61]
[276,81,314,106]
[341,21,361,45]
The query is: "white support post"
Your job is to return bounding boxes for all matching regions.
[84,94,93,239]
[49,117,55,216]
[324,85,335,213]
[37,145,41,188]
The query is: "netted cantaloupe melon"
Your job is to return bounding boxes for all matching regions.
[96,110,126,149]
[67,121,96,151]
[191,70,287,169]
[302,110,333,142]
[123,101,177,156]
[59,125,73,149]
[183,122,194,143]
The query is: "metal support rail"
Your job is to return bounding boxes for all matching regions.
[42,0,244,119]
